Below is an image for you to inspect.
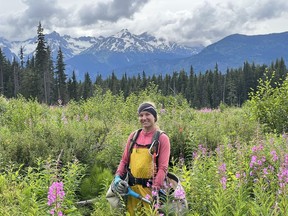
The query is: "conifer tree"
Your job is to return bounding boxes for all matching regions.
[12,57,20,97]
[55,47,68,104]
[67,70,78,101]
[82,72,93,99]
[0,48,4,95]
[34,22,48,102]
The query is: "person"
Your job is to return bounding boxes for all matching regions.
[113,102,171,215]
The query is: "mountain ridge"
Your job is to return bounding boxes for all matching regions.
[1,30,287,80]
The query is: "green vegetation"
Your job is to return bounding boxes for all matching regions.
[0,72,287,215]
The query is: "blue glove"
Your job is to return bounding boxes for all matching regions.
[113,175,128,195]
[114,175,122,186]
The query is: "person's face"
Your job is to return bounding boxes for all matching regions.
[138,111,155,130]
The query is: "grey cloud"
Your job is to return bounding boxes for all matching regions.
[78,0,150,25]
[162,0,288,46]
[4,0,70,39]
[250,0,288,20]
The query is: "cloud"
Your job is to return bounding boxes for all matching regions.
[78,0,150,25]
[2,0,68,40]
[150,0,288,46]
[0,0,287,46]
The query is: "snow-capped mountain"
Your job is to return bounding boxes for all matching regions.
[0,29,201,80]
[1,30,288,81]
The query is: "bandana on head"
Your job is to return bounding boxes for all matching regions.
[137,103,157,121]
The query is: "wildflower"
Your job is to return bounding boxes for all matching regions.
[152,190,158,197]
[270,150,278,162]
[251,144,264,152]
[277,166,288,189]
[145,194,151,201]
[174,187,186,200]
[218,163,226,174]
[192,151,198,159]
[154,202,160,210]
[250,155,257,168]
[179,155,185,166]
[235,172,241,179]
[199,107,213,113]
[257,159,263,166]
[262,168,269,177]
[198,144,207,156]
[284,154,288,165]
[48,181,65,216]
[220,176,227,189]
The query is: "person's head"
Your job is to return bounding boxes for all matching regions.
[137,102,157,131]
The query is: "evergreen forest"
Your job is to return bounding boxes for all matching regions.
[0,23,287,108]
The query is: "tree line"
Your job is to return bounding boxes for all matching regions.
[0,22,287,108]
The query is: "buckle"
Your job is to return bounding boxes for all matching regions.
[149,140,159,156]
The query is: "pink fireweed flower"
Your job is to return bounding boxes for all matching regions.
[270,150,279,162]
[284,154,288,165]
[235,172,241,179]
[48,182,65,206]
[154,203,160,210]
[47,181,65,216]
[220,176,227,189]
[145,194,151,200]
[199,107,213,113]
[257,159,263,166]
[218,163,226,174]
[174,187,186,200]
[278,167,288,188]
[262,168,269,177]
[192,151,198,159]
[251,144,264,152]
[146,181,151,187]
[198,144,207,156]
[152,190,158,197]
[250,155,257,168]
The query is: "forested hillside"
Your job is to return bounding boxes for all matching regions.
[0,23,287,108]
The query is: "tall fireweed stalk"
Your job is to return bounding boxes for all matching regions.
[47,181,66,216]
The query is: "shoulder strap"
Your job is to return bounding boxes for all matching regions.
[129,128,142,154]
[149,130,164,155]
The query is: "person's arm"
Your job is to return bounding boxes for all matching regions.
[115,133,134,178]
[153,133,170,189]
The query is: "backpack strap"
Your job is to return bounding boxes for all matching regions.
[149,130,163,156]
[128,128,142,155]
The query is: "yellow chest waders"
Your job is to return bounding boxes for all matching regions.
[127,147,154,215]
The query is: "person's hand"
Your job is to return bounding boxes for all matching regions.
[112,175,128,195]
[116,180,129,194]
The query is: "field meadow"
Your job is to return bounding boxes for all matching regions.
[0,77,287,215]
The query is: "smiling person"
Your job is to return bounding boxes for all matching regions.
[113,102,171,215]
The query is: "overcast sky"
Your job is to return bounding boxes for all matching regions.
[1,0,288,46]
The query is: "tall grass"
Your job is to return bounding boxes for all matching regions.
[0,81,287,215]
